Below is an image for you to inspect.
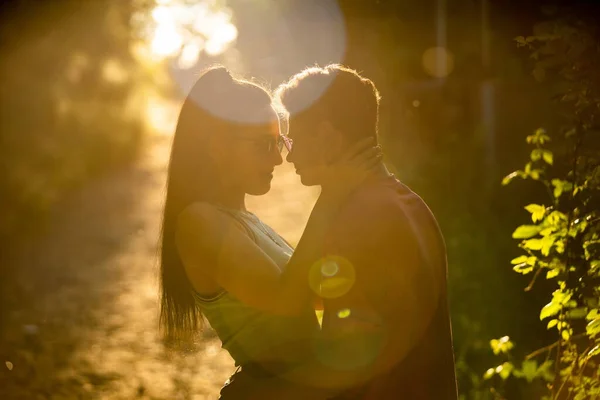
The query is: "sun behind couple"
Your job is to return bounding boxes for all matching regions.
[159,64,458,399]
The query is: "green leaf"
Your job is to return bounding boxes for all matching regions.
[551,179,573,199]
[511,255,529,264]
[490,336,514,355]
[523,238,544,251]
[588,345,600,357]
[538,360,555,382]
[535,128,550,144]
[547,319,558,329]
[540,236,555,256]
[502,171,524,185]
[564,128,576,138]
[546,210,568,225]
[531,149,542,161]
[566,308,587,319]
[521,360,538,383]
[498,362,513,380]
[554,240,565,254]
[554,290,572,304]
[553,187,563,199]
[540,300,561,320]
[561,329,571,340]
[483,367,495,380]
[513,225,542,239]
[542,150,553,165]
[586,317,600,337]
[546,268,560,279]
[513,263,534,274]
[525,204,546,223]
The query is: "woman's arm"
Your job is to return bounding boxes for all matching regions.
[175,196,340,315]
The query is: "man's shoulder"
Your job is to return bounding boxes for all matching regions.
[338,178,426,225]
[331,177,444,253]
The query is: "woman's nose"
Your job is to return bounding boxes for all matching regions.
[271,146,283,166]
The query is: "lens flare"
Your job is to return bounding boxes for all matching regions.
[309,256,355,299]
[321,260,339,277]
[422,46,454,78]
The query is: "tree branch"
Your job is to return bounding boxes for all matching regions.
[525,333,587,361]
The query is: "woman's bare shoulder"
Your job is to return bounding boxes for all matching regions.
[177,202,246,238]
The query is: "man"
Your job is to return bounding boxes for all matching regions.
[274,65,458,399]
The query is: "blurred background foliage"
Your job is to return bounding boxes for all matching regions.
[1,0,139,331]
[1,0,598,398]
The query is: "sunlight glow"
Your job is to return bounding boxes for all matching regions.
[102,59,129,84]
[194,9,228,37]
[213,22,238,44]
[136,0,238,68]
[205,39,226,56]
[65,53,89,84]
[151,24,183,56]
[144,93,178,134]
[178,40,205,69]
[151,6,172,24]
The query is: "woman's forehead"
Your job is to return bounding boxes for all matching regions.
[239,120,279,137]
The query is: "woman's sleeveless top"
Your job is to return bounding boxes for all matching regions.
[193,207,319,369]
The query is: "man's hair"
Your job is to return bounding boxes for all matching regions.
[274,64,381,141]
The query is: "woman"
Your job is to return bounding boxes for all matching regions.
[159,66,379,399]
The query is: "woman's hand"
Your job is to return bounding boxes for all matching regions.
[320,137,382,203]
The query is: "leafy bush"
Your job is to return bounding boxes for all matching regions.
[485,11,600,399]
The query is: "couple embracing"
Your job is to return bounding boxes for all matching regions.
[159,64,458,399]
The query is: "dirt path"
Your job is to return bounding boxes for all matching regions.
[0,107,319,399]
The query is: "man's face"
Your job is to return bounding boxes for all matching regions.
[286,117,330,186]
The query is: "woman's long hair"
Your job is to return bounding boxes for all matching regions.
[159,66,275,343]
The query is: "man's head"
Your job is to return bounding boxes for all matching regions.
[274,64,381,186]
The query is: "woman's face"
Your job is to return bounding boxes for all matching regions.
[215,119,284,196]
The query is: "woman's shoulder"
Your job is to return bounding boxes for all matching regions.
[177,202,247,234]
[178,202,218,226]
